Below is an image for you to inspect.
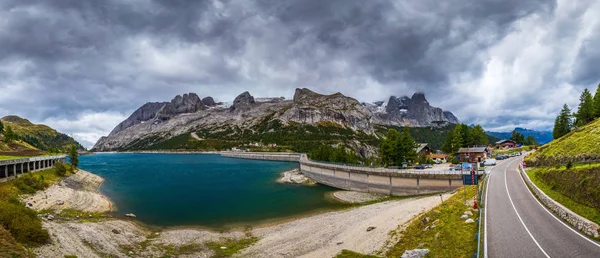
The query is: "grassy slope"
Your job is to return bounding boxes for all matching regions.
[527,165,600,225]
[0,226,31,258]
[1,115,83,152]
[530,118,600,159]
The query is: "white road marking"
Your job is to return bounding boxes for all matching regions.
[515,163,600,249]
[504,159,551,258]
[483,166,493,258]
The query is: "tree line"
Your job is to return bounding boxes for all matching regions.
[379,127,418,166]
[553,83,600,140]
[441,124,488,154]
[509,130,538,146]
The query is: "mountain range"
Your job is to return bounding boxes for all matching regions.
[486,127,553,145]
[92,88,459,154]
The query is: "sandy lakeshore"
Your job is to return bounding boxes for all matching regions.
[31,169,453,258]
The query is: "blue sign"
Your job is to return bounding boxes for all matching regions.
[462,162,471,169]
[462,174,478,185]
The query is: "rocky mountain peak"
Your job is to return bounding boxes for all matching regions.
[411,92,429,104]
[156,93,206,120]
[202,97,216,106]
[230,91,255,112]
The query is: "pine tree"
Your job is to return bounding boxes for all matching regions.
[442,127,455,154]
[397,127,418,164]
[460,124,473,147]
[450,125,464,153]
[379,129,401,166]
[594,83,600,118]
[0,120,3,134]
[524,136,538,146]
[553,104,572,139]
[575,88,594,126]
[471,125,488,145]
[68,144,79,169]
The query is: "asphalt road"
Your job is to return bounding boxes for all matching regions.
[485,156,600,257]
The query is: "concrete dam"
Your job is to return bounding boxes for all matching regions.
[221,152,466,196]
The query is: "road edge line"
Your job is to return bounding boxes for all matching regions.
[504,159,551,258]
[516,163,600,248]
[483,168,492,258]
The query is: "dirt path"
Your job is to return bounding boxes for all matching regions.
[190,132,203,140]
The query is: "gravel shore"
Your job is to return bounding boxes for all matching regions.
[30,168,452,257]
[23,169,111,213]
[331,190,389,203]
[276,168,316,185]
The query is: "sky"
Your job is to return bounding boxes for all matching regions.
[0,0,599,148]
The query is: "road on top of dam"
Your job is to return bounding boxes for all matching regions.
[485,156,600,257]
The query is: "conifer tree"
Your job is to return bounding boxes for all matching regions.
[575,88,594,126]
[471,125,488,145]
[553,104,572,139]
[450,125,463,153]
[0,120,3,134]
[594,83,600,118]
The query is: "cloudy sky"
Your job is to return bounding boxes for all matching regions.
[0,0,598,148]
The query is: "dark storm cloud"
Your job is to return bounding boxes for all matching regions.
[0,0,598,147]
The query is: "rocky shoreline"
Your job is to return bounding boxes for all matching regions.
[276,168,317,185]
[30,168,451,257]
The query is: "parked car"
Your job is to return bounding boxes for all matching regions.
[425,164,433,168]
[414,164,425,169]
[485,158,497,166]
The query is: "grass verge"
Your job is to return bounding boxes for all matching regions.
[385,186,479,258]
[0,155,26,160]
[206,235,259,257]
[526,167,600,225]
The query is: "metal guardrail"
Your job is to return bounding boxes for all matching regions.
[0,155,67,166]
[477,173,488,257]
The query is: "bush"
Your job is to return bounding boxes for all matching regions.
[0,200,50,246]
[11,173,48,195]
[54,162,67,176]
[566,161,573,169]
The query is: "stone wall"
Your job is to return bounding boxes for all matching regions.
[519,165,600,238]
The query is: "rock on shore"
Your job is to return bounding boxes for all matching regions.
[277,169,316,185]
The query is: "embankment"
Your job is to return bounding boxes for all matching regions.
[221,152,301,162]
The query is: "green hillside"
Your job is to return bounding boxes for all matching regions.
[527,118,600,166]
[1,115,83,153]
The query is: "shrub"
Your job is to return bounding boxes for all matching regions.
[54,162,67,176]
[566,161,573,169]
[0,200,50,246]
[11,173,48,194]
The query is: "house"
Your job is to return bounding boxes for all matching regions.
[495,140,516,149]
[457,147,490,162]
[415,143,431,156]
[428,153,448,163]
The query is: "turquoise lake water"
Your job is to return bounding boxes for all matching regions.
[78,153,345,228]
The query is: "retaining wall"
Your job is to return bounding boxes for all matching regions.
[519,164,600,238]
[0,155,67,183]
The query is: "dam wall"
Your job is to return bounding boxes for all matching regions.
[221,152,466,196]
[300,158,464,196]
[220,152,301,162]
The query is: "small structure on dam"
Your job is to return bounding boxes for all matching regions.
[221,152,473,196]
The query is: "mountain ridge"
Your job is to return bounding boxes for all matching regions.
[487,127,553,144]
[92,88,460,152]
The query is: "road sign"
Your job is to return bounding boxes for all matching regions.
[462,174,478,185]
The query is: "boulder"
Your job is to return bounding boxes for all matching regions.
[366,226,376,232]
[401,248,430,258]
[421,217,431,223]
[460,214,469,220]
[465,218,475,224]
[112,229,121,234]
[423,226,430,232]
[125,213,137,218]
[464,211,473,216]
